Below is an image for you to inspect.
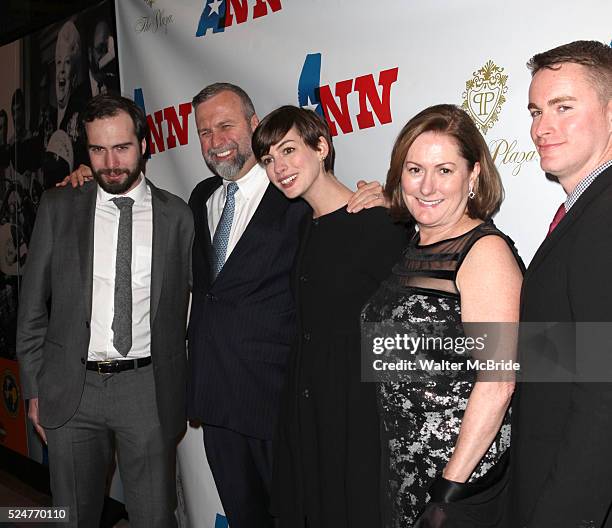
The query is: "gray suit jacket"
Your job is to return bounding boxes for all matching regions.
[17,179,194,440]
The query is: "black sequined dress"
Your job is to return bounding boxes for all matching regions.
[361,221,524,527]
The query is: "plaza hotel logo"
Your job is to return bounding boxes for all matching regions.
[462,60,538,176]
[462,60,508,135]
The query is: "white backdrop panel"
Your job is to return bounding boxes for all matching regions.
[115,1,611,526]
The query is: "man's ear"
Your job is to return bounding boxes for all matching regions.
[141,138,147,156]
[250,114,259,132]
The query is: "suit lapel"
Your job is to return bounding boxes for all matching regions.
[149,180,169,324]
[75,183,97,320]
[201,181,220,261]
[524,205,571,282]
[76,179,172,324]
[526,166,612,280]
[195,178,221,287]
[214,183,289,283]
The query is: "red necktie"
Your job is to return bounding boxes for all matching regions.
[547,203,566,236]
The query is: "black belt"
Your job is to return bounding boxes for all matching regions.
[86,356,152,374]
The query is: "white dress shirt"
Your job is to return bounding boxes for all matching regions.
[206,163,269,259]
[89,175,152,361]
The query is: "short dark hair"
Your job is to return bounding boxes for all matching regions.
[527,40,612,100]
[252,105,336,172]
[191,82,256,121]
[386,104,503,222]
[81,93,149,145]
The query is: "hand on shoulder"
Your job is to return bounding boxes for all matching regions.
[55,164,93,188]
[346,180,388,213]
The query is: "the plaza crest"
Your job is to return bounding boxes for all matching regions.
[462,60,508,135]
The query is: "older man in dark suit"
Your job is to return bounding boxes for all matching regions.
[17,94,193,528]
[186,83,385,528]
[511,41,612,527]
[186,83,306,528]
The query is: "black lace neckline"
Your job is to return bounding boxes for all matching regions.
[413,220,488,249]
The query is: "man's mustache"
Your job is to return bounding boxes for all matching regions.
[96,168,129,176]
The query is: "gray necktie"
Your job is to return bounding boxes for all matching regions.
[111,197,134,356]
[211,182,238,279]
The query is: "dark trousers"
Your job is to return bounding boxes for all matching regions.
[45,364,177,528]
[203,424,275,528]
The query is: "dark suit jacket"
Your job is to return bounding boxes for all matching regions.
[511,166,612,527]
[186,175,309,440]
[17,180,194,440]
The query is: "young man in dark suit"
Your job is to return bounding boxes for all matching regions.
[511,40,612,527]
[17,94,193,527]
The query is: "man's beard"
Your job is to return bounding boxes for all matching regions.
[94,162,142,194]
[204,140,252,181]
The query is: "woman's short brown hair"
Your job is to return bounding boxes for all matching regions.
[252,105,335,172]
[386,104,503,222]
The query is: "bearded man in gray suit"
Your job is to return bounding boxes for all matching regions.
[17,94,193,528]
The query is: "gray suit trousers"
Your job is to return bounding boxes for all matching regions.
[45,364,177,528]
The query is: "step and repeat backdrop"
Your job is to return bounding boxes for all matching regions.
[0,1,609,526]
[114,0,610,526]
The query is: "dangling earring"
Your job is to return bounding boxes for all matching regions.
[468,185,475,199]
